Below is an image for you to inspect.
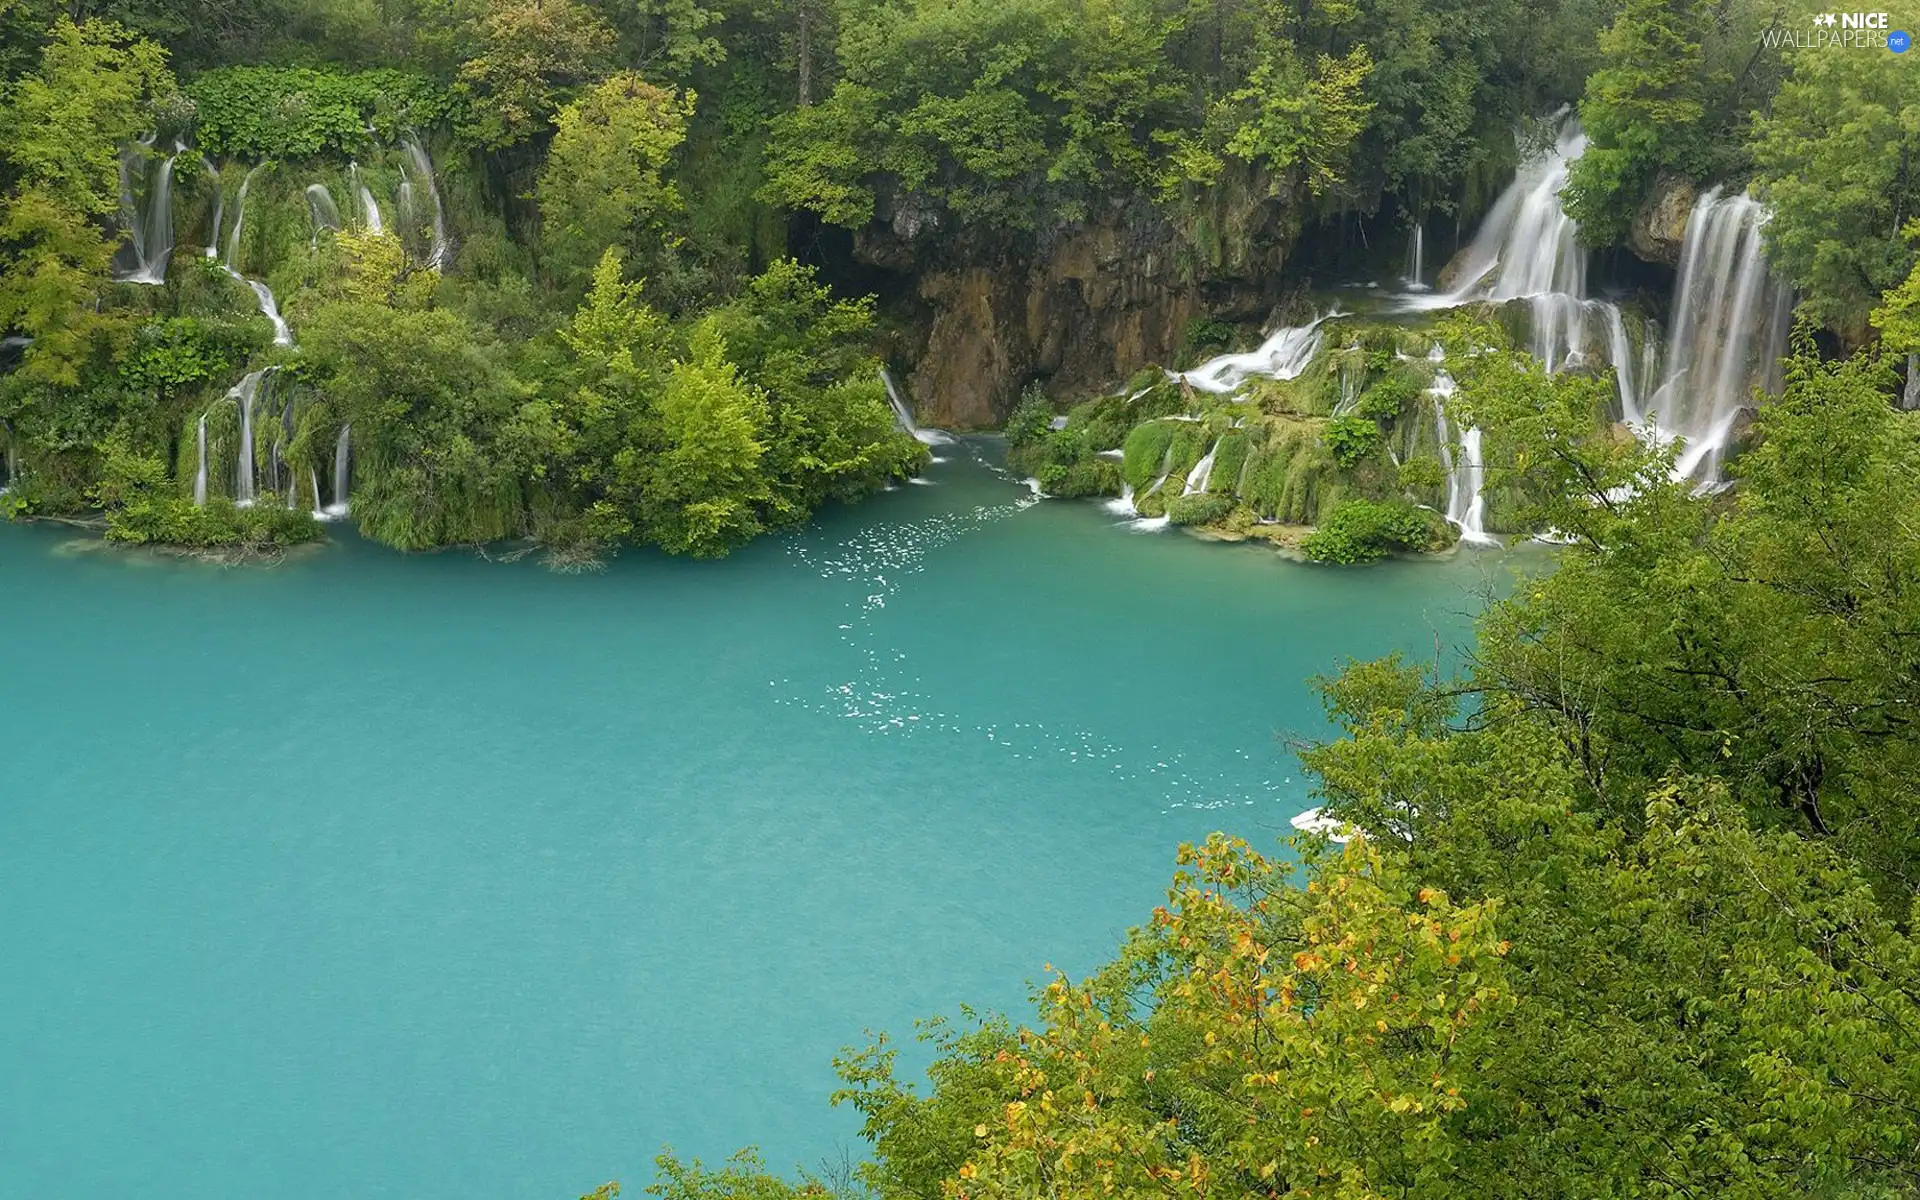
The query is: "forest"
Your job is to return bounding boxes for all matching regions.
[6,0,1909,563]
[6,0,1920,1195]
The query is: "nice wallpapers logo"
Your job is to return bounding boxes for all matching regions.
[1761,11,1912,50]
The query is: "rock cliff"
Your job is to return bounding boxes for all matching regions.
[1630,175,1696,266]
[861,170,1301,428]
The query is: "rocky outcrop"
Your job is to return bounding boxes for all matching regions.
[861,171,1300,429]
[1630,175,1696,266]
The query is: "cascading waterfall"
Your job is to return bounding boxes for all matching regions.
[306,183,342,231]
[243,278,292,347]
[223,163,264,270]
[230,368,274,506]
[1639,188,1793,482]
[1183,439,1220,495]
[327,425,352,517]
[1433,117,1586,307]
[201,156,223,258]
[1404,224,1426,290]
[114,137,179,285]
[879,368,950,445]
[1178,313,1336,394]
[1399,112,1645,422]
[1428,359,1496,545]
[401,131,450,269]
[349,162,386,234]
[193,414,208,506]
[220,165,293,347]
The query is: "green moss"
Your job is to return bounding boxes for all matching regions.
[1209,433,1252,496]
[1239,419,1337,523]
[1122,420,1178,489]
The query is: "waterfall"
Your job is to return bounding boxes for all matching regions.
[240,277,292,347]
[193,414,208,506]
[223,163,266,271]
[348,162,385,235]
[327,424,351,517]
[114,137,179,285]
[309,467,323,518]
[306,183,341,231]
[880,368,950,445]
[1404,224,1426,290]
[1602,304,1641,422]
[1103,481,1137,517]
[201,156,223,258]
[401,131,450,269]
[397,177,415,239]
[1179,312,1336,395]
[1398,112,1647,420]
[1430,367,1496,546]
[217,165,293,346]
[1183,439,1220,495]
[229,368,274,506]
[1438,118,1587,305]
[1641,188,1792,482]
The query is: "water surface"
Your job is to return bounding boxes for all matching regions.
[0,446,1515,1199]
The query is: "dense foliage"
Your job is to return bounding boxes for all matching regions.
[8,0,1920,1195]
[611,337,1920,1200]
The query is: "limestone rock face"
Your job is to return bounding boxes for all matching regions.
[861,172,1299,429]
[1630,175,1697,266]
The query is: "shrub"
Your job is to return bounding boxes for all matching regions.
[1004,384,1056,448]
[1037,459,1120,498]
[189,67,449,159]
[1302,500,1440,564]
[1167,493,1233,525]
[1356,370,1423,420]
[106,496,323,550]
[1324,414,1382,466]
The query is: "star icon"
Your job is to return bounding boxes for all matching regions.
[1815,12,1838,25]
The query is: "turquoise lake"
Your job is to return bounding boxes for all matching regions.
[0,444,1518,1199]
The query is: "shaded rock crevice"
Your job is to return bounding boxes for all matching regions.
[861,171,1302,428]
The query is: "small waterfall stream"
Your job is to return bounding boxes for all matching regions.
[327,425,352,517]
[1182,440,1220,495]
[231,368,273,506]
[1640,188,1793,481]
[1404,224,1426,290]
[192,415,208,506]
[880,369,950,445]
[1429,367,1495,544]
[306,183,342,232]
[220,164,293,347]
[401,132,450,269]
[201,156,224,258]
[114,137,179,285]
[1178,313,1335,394]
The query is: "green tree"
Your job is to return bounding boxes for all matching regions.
[536,72,694,287]
[1751,37,1920,342]
[453,0,616,150]
[301,298,529,549]
[705,258,924,522]
[0,16,175,383]
[641,320,770,557]
[1562,0,1707,245]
